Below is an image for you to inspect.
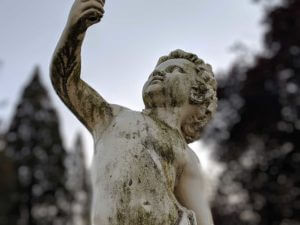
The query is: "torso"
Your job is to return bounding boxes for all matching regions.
[91,109,189,225]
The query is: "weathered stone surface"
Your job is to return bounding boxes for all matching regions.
[50,1,217,225]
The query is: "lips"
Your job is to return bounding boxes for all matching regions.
[150,76,164,84]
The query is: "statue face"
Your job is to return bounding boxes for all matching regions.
[143,58,198,108]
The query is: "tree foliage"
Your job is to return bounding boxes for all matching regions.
[66,134,91,225]
[209,0,300,224]
[2,68,73,225]
[0,125,18,224]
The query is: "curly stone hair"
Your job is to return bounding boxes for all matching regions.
[156,49,217,143]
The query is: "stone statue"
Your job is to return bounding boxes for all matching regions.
[50,0,217,224]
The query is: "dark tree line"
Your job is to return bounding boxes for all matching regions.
[1,0,299,224]
[207,0,300,224]
[0,68,91,225]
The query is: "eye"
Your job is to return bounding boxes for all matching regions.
[173,66,184,73]
[166,66,184,73]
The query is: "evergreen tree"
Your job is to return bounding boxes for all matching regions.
[66,133,91,225]
[0,80,18,225]
[0,122,18,225]
[4,68,73,225]
[208,0,300,224]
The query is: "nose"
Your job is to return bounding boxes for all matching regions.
[150,70,166,77]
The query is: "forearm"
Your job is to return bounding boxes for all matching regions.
[50,0,114,133]
[50,28,93,131]
[50,25,85,101]
[50,0,104,102]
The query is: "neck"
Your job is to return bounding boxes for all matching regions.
[143,106,187,135]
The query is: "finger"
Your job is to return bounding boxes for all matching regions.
[81,0,104,7]
[81,0,103,10]
[81,8,103,24]
[92,0,104,8]
[95,0,104,5]
[95,0,105,4]
[81,1,104,14]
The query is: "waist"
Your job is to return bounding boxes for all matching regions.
[92,194,179,225]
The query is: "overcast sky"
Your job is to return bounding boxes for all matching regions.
[0,0,264,167]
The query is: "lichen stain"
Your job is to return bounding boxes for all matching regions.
[115,206,176,225]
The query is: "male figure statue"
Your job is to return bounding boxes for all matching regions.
[50,0,217,224]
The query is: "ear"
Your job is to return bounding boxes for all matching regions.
[189,84,207,104]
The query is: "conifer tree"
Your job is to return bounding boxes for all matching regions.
[66,133,91,225]
[0,123,18,225]
[4,68,73,225]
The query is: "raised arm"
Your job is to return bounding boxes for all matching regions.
[175,149,214,225]
[50,0,116,134]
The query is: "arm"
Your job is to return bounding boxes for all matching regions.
[175,149,214,225]
[50,0,116,134]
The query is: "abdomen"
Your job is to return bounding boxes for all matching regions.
[91,140,179,225]
[90,110,182,225]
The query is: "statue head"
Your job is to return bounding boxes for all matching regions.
[142,49,217,143]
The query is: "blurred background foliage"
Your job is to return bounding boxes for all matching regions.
[0,70,91,225]
[205,0,300,224]
[0,0,299,224]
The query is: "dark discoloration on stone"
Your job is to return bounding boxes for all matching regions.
[50,25,113,133]
[174,210,183,225]
[51,3,214,224]
[90,110,197,224]
[144,113,180,165]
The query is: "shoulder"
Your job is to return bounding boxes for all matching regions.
[110,104,128,117]
[187,147,200,163]
[182,147,203,178]
[91,104,128,139]
[91,105,144,140]
[185,147,201,167]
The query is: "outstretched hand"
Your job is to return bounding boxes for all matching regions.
[67,0,105,33]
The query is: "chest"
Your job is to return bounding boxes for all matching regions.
[93,111,188,191]
[110,110,186,162]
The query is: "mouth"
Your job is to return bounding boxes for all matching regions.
[150,77,164,84]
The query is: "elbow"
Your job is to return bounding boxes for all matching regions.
[49,56,63,95]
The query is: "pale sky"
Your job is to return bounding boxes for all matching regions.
[0,0,264,166]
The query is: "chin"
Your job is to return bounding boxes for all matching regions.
[142,87,166,108]
[144,82,164,93]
